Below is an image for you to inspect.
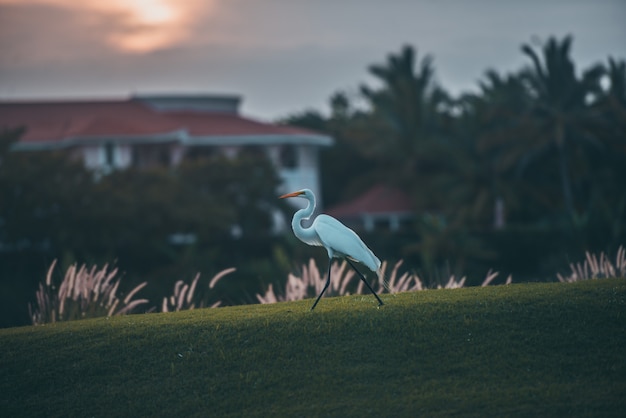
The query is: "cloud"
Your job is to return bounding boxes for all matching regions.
[0,3,109,65]
[0,0,212,55]
[0,0,624,120]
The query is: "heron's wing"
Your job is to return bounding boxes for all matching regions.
[313,215,380,272]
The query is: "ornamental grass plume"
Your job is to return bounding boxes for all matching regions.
[29,259,148,325]
[256,258,510,304]
[161,268,236,312]
[557,245,626,282]
[256,258,355,304]
[377,261,510,293]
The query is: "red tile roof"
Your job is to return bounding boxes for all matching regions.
[0,100,177,143]
[164,111,315,137]
[326,184,414,218]
[0,97,326,146]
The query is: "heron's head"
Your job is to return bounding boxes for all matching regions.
[279,189,311,199]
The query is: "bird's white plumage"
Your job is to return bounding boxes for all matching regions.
[280,188,385,309]
[312,215,380,272]
[282,189,380,273]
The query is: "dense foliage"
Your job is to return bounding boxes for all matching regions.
[0,131,286,327]
[283,36,626,283]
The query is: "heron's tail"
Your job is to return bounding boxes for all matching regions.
[377,261,398,297]
[376,265,384,282]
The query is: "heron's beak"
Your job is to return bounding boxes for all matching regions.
[279,190,305,199]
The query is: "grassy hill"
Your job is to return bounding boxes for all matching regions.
[1,279,625,417]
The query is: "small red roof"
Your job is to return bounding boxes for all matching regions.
[326,184,413,218]
[0,97,325,145]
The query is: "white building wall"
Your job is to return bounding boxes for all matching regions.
[297,145,318,169]
[83,146,102,170]
[81,144,131,171]
[265,145,281,167]
[278,145,324,210]
[221,146,240,159]
[170,144,186,166]
[116,145,132,169]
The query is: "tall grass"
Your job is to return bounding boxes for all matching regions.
[258,245,625,304]
[557,245,626,282]
[256,258,511,303]
[28,260,148,325]
[29,245,624,323]
[162,268,236,312]
[29,260,238,324]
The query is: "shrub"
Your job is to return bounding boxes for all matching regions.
[29,260,148,325]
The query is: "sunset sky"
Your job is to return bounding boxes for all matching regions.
[0,0,624,120]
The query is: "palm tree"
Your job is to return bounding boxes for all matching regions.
[598,57,626,145]
[452,69,533,227]
[518,35,604,220]
[604,57,626,106]
[358,45,450,179]
[588,57,626,246]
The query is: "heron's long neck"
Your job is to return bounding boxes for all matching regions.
[291,196,319,245]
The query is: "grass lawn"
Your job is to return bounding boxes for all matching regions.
[1,279,625,417]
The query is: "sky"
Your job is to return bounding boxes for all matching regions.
[0,0,625,121]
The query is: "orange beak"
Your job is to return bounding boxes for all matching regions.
[279,190,305,199]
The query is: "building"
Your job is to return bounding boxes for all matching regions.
[326,184,414,232]
[0,94,333,205]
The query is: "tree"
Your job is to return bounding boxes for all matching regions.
[587,57,626,246]
[0,136,95,256]
[455,69,540,224]
[0,131,285,326]
[597,57,626,148]
[517,35,605,220]
[359,45,450,182]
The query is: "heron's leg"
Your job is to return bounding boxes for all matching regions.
[310,260,332,311]
[346,259,384,306]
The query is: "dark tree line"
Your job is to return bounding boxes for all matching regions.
[283,35,626,282]
[0,130,287,327]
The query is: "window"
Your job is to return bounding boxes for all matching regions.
[158,146,171,166]
[186,146,216,161]
[104,142,115,167]
[131,146,141,167]
[280,145,297,168]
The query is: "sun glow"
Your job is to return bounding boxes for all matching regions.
[123,0,178,25]
[91,0,210,53]
[3,0,211,53]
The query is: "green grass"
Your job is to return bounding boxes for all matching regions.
[1,279,625,417]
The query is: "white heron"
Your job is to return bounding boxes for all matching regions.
[280,189,384,310]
